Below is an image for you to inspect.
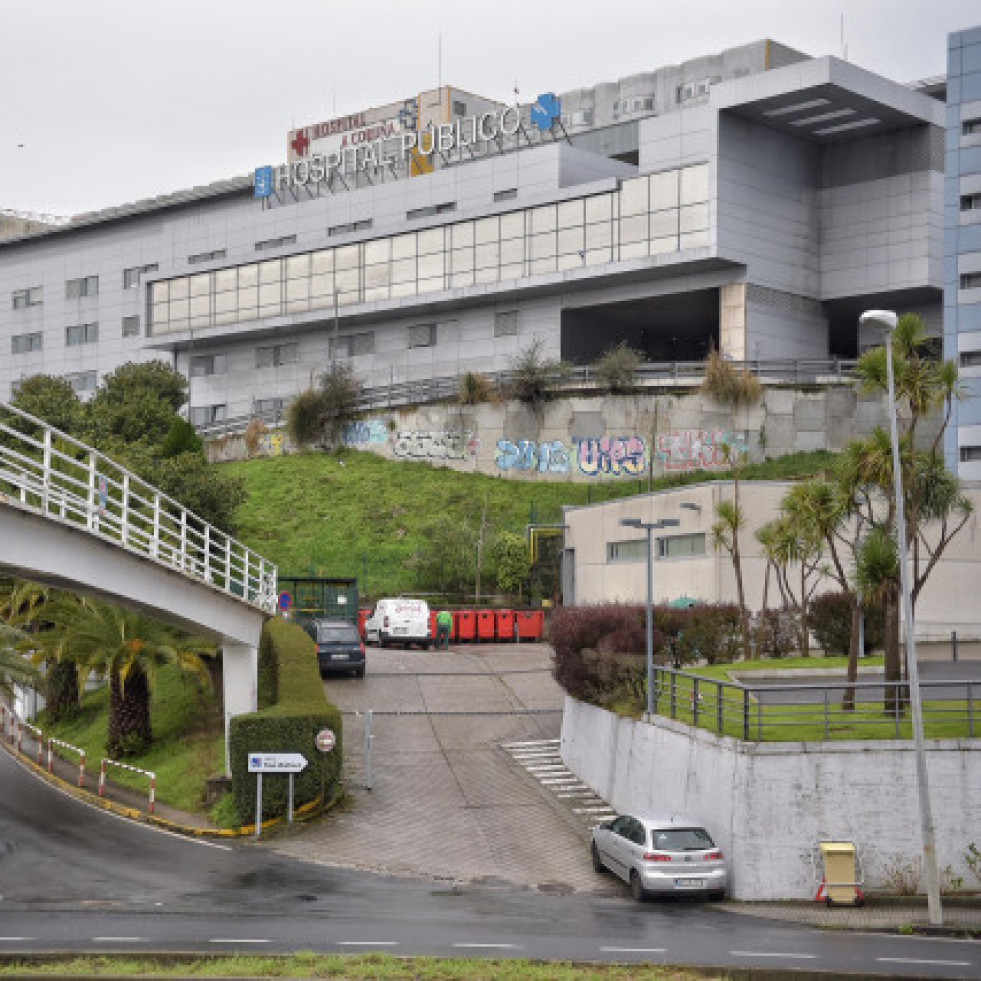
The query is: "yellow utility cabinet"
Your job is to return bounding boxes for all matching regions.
[816,840,864,907]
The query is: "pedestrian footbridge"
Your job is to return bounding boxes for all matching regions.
[0,401,277,773]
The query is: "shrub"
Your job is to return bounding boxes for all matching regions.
[808,591,886,657]
[458,371,498,405]
[507,339,570,409]
[286,389,326,448]
[229,618,342,824]
[701,348,762,407]
[754,608,800,658]
[595,344,643,393]
[244,417,268,458]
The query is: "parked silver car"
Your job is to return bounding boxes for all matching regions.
[591,812,726,901]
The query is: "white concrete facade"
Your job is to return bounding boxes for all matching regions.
[561,696,981,900]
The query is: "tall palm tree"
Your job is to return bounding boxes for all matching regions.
[0,623,42,703]
[711,448,753,659]
[44,596,213,757]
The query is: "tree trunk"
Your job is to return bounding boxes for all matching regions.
[883,586,904,718]
[43,658,79,722]
[799,564,810,657]
[108,668,152,757]
[841,598,861,712]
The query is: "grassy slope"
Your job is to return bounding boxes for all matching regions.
[223,447,837,596]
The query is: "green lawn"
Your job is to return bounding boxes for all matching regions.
[223,448,836,597]
[648,656,977,741]
[38,664,223,813]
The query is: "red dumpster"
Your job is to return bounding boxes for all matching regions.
[358,608,371,639]
[495,609,516,642]
[477,610,496,641]
[454,609,476,642]
[516,610,544,641]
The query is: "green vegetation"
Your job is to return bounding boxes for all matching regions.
[0,953,713,979]
[224,448,836,599]
[38,662,223,812]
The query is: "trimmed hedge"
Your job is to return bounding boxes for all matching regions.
[229,617,342,824]
[809,591,885,656]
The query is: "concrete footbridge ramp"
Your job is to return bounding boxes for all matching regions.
[0,401,277,772]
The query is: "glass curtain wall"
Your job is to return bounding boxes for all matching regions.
[150,163,709,336]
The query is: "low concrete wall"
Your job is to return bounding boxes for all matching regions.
[560,695,981,900]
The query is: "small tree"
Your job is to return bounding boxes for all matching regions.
[490,531,531,603]
[286,365,362,450]
[595,343,643,394]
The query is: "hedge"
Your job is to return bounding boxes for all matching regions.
[229,617,342,824]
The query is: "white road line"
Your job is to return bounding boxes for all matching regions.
[502,739,559,748]
[452,942,521,949]
[209,938,271,944]
[876,957,972,967]
[92,937,145,942]
[573,806,617,814]
[730,951,816,960]
[337,941,401,947]
[0,938,33,942]
[556,791,598,797]
[600,946,667,953]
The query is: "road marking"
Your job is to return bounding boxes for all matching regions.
[93,937,145,942]
[731,951,816,960]
[876,957,972,967]
[452,942,521,949]
[209,938,271,944]
[0,938,33,942]
[337,941,400,947]
[573,806,617,814]
[502,739,559,748]
[600,946,666,953]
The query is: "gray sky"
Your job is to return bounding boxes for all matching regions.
[2,0,978,217]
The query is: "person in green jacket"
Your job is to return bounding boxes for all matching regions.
[436,609,453,649]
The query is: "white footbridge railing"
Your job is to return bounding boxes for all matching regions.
[0,401,276,613]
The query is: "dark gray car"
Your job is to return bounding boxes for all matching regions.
[303,619,366,678]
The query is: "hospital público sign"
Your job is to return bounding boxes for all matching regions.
[255,93,561,200]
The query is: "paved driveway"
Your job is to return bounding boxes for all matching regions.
[268,643,613,895]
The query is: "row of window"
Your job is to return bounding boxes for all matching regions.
[962,272,981,289]
[607,533,707,562]
[964,117,981,136]
[12,370,98,396]
[148,164,710,336]
[10,317,141,354]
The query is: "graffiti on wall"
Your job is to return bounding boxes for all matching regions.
[392,430,479,460]
[342,419,389,445]
[496,439,571,473]
[577,436,646,476]
[258,432,285,456]
[654,430,747,472]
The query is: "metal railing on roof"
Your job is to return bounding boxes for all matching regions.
[195,357,858,439]
[652,665,978,742]
[0,401,277,613]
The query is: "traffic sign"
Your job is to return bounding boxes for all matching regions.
[278,591,293,611]
[315,728,336,753]
[247,752,307,773]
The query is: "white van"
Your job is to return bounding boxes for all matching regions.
[365,598,432,649]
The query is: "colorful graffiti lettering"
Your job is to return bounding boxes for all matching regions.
[342,419,389,445]
[495,439,571,473]
[576,436,646,477]
[257,432,285,456]
[655,430,746,472]
[392,430,478,460]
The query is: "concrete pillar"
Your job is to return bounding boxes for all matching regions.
[719,283,747,360]
[222,640,258,777]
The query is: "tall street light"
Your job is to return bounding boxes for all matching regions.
[619,516,680,720]
[859,308,942,925]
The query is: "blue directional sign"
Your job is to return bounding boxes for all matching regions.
[254,165,274,199]
[530,93,561,131]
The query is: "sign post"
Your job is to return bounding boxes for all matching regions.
[315,727,337,808]
[248,752,308,836]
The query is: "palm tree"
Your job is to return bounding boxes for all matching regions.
[0,624,42,703]
[711,451,752,659]
[44,596,213,757]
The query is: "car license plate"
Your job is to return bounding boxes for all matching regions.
[332,653,350,660]
[675,878,703,889]
[394,627,407,634]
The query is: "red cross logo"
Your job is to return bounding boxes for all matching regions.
[291,129,310,157]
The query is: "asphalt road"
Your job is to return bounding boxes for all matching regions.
[1,655,979,977]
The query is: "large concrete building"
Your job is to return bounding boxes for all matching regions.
[2,33,973,466]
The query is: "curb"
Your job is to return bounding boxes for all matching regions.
[0,738,327,839]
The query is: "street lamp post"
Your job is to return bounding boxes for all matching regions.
[620,516,680,720]
[859,309,942,925]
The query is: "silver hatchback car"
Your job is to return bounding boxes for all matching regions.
[591,812,727,901]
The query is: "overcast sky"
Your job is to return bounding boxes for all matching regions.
[2,0,978,217]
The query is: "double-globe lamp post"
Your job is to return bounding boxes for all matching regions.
[619,516,680,720]
[858,309,942,925]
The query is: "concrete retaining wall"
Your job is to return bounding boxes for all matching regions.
[560,695,981,900]
[208,385,888,482]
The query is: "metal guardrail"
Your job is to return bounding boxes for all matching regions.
[0,401,277,613]
[196,357,859,439]
[652,665,978,742]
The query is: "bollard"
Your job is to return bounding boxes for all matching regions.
[79,750,86,788]
[98,759,107,797]
[149,773,156,814]
[47,739,53,773]
[364,709,374,791]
